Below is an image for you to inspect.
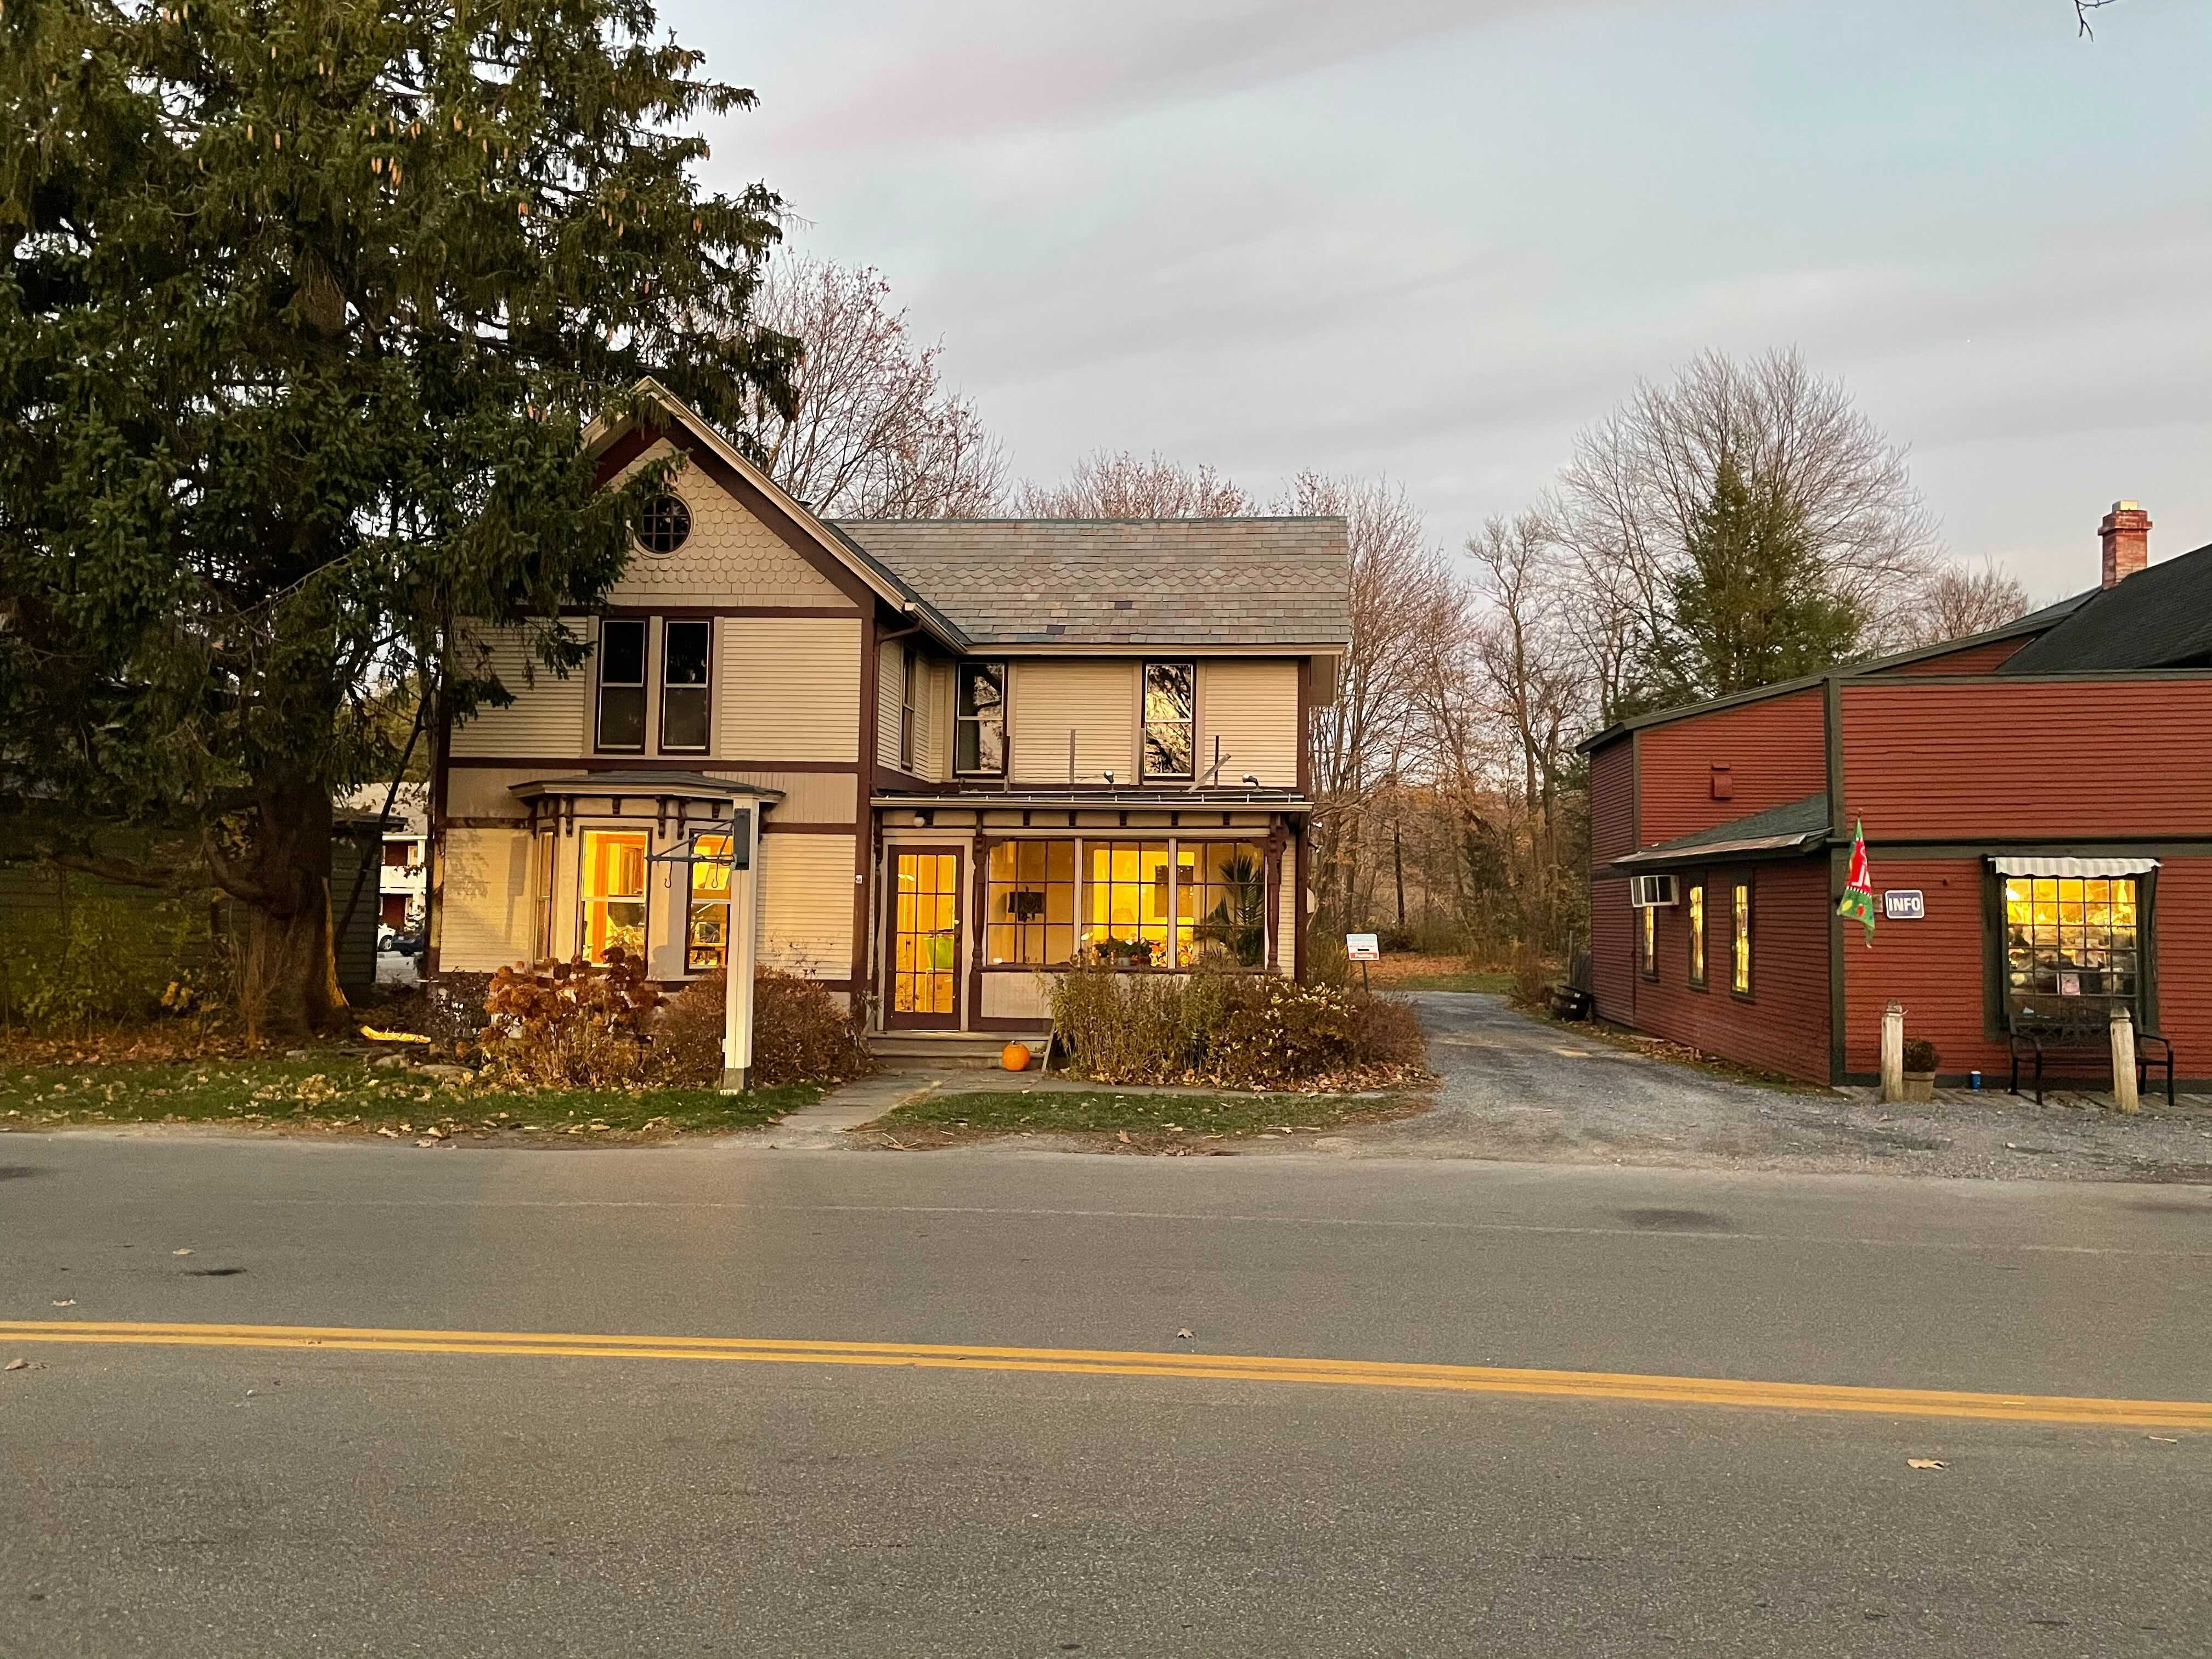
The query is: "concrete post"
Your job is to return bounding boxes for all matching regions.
[2110,1006,2140,1115]
[1879,1002,1905,1103]
[720,809,761,1095]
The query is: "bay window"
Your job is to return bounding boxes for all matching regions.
[579,831,648,964]
[687,833,733,972]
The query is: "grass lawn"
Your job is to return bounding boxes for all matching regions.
[1359,953,1514,995]
[1383,970,1514,993]
[0,1058,818,1140]
[867,1086,1426,1150]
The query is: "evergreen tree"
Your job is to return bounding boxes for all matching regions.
[1641,457,1862,702]
[0,0,794,1037]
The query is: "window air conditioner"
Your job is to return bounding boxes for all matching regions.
[1629,874,1679,908]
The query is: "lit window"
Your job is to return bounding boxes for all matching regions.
[595,619,646,752]
[1181,842,1269,968]
[2004,876,2139,1022]
[986,840,1075,966]
[532,830,557,962]
[1142,662,1195,780]
[955,662,1006,776]
[579,831,648,964]
[687,834,732,973]
[661,619,712,752]
[1731,882,1752,995]
[1688,882,1706,989]
[1085,841,1172,966]
[1640,903,1657,979]
[891,851,960,1017]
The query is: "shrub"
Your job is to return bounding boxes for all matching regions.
[1,893,207,1035]
[1305,929,1351,989]
[650,969,874,1088]
[1902,1037,1939,1074]
[477,951,662,1087]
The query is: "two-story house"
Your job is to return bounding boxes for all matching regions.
[427,381,1350,1043]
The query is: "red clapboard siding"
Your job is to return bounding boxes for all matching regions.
[1865,636,2030,676]
[1637,688,1826,845]
[2148,860,2212,1076]
[1592,877,1634,1025]
[1841,679,2212,839]
[1589,737,1635,865]
[1634,857,1831,1082]
[1840,857,2008,1079]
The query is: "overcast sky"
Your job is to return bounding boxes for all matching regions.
[670,0,2210,599]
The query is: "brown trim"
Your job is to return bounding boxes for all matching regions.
[1292,822,1309,982]
[972,1015,1055,1035]
[656,616,713,757]
[855,614,881,993]
[674,430,879,609]
[589,424,657,489]
[1830,845,1849,1084]
[592,615,648,756]
[874,764,933,793]
[441,816,531,831]
[1822,673,1845,840]
[1296,658,1313,797]
[572,604,861,620]
[882,843,966,1031]
[446,755,862,774]
[968,834,992,1019]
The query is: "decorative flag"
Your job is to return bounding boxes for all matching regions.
[1837,818,1876,946]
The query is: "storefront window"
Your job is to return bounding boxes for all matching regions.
[1181,842,1269,968]
[1730,882,1752,995]
[2004,876,2138,1017]
[1687,881,1706,989]
[986,840,1075,966]
[687,834,732,973]
[1085,841,1172,966]
[580,831,648,964]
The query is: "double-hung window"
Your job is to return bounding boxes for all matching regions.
[596,619,647,752]
[955,662,1006,776]
[1639,903,1657,979]
[1687,881,1707,989]
[900,649,918,771]
[660,619,712,753]
[1142,662,1195,780]
[1730,881,1753,996]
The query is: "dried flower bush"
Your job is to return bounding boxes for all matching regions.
[650,969,874,1088]
[477,951,663,1087]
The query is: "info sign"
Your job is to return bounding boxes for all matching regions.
[1882,890,1925,921]
[1346,933,1381,962]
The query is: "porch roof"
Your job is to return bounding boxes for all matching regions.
[1612,793,1831,868]
[872,787,1311,814]
[511,770,786,806]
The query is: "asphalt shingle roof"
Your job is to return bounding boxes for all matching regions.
[2000,539,2212,674]
[1615,793,1831,866]
[830,518,1351,649]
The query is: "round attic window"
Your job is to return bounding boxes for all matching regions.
[637,492,692,556]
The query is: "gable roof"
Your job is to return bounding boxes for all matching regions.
[830,518,1351,651]
[2000,538,2212,674]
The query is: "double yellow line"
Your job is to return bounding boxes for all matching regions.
[3,1319,2206,1429]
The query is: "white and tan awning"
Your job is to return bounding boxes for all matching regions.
[1989,855,2160,879]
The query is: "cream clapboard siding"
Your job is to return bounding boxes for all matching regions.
[713,770,857,825]
[1276,840,1297,976]
[874,639,904,768]
[448,629,589,758]
[1010,660,1136,783]
[757,834,855,977]
[605,441,851,609]
[914,659,939,778]
[720,617,862,762]
[440,828,533,968]
[1201,660,1299,787]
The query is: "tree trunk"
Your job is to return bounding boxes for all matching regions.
[232,777,348,1043]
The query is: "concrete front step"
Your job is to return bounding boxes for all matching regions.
[866,1030,1050,1068]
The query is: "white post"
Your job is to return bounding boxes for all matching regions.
[1879,1001,1905,1103]
[720,808,761,1094]
[2110,1006,2140,1115]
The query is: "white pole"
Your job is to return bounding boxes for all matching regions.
[2110,1006,2140,1115]
[720,808,760,1094]
[1878,1001,1904,1103]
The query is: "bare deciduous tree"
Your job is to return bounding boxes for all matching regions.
[1011,452,1250,518]
[1915,560,2034,645]
[744,256,1006,518]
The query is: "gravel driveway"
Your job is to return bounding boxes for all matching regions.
[1330,992,2212,1182]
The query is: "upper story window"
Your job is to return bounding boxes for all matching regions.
[1142,661,1195,780]
[638,493,691,556]
[956,661,1006,776]
[661,619,712,752]
[900,648,918,771]
[596,619,647,752]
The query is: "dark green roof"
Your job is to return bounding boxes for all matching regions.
[1614,793,1830,868]
[2001,538,2212,674]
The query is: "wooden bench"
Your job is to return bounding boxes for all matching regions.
[2007,1009,2175,1107]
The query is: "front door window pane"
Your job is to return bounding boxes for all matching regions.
[580,831,647,964]
[687,834,732,972]
[892,851,960,1017]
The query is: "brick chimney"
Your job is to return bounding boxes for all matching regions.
[2100,500,2151,587]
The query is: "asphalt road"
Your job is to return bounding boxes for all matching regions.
[5,1132,2211,1656]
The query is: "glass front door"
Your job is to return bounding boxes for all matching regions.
[888,848,962,1029]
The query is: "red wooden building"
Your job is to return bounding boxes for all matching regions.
[1583,503,2212,1088]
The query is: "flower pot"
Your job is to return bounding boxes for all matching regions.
[1903,1070,1937,1103]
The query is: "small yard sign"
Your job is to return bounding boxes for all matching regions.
[1882,890,1925,921]
[1346,933,1381,962]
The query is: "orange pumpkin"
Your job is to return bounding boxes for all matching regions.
[1000,1042,1032,1072]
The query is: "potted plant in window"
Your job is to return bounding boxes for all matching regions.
[1901,1037,1939,1102]
[1093,936,1157,968]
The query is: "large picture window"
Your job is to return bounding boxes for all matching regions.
[1142,662,1195,780]
[1085,841,1173,966]
[660,619,712,753]
[2004,876,2139,1018]
[595,619,647,752]
[985,840,1075,966]
[687,833,732,973]
[1181,842,1269,968]
[1687,881,1706,989]
[1730,881,1753,996]
[955,661,1006,776]
[580,831,648,964]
